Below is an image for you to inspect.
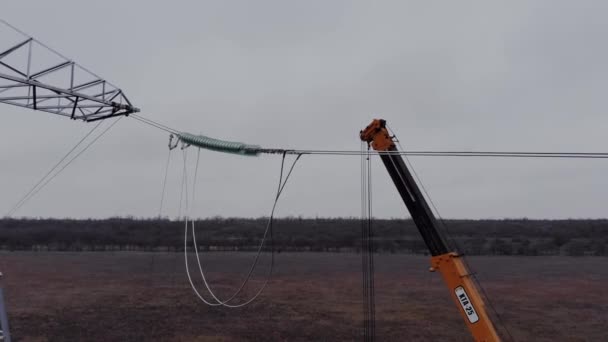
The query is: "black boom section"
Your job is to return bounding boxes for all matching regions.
[379,147,450,256]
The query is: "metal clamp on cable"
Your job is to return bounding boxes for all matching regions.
[168,134,179,150]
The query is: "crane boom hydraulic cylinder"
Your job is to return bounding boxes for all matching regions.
[360,119,501,342]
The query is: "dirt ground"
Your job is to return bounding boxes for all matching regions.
[0,252,606,341]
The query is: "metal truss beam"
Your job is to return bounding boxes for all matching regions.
[0,20,139,122]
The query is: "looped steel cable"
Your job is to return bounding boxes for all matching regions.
[184,149,302,307]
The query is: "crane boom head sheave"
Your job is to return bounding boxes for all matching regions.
[360,119,395,151]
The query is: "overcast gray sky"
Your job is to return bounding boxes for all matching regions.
[1,1,607,219]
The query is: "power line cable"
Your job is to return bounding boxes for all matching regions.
[361,141,370,340]
[177,149,187,220]
[130,114,178,134]
[180,148,219,306]
[125,113,608,159]
[184,150,302,307]
[368,153,376,340]
[285,150,608,158]
[387,126,460,251]
[361,140,377,341]
[186,151,300,307]
[387,125,515,342]
[5,120,104,217]
[367,146,377,341]
[158,149,172,218]
[9,117,122,216]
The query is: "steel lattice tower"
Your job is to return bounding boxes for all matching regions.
[0,19,139,122]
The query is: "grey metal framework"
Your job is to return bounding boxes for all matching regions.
[0,273,10,342]
[0,19,139,122]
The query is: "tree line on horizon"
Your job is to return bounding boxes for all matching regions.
[0,217,606,256]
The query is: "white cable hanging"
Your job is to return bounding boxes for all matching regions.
[181,148,302,307]
[179,148,221,306]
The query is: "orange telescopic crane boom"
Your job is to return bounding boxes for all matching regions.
[360,119,501,342]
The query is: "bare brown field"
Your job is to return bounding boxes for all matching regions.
[0,252,606,341]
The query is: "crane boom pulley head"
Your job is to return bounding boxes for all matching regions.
[359,119,395,151]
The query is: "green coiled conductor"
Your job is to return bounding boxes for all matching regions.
[177,132,261,156]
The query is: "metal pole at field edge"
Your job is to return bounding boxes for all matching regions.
[0,272,11,342]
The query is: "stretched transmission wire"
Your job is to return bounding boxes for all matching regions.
[177,149,188,221]
[158,149,172,218]
[361,141,376,341]
[6,117,122,217]
[387,125,515,342]
[367,149,376,340]
[361,141,369,340]
[5,120,103,217]
[128,115,608,159]
[183,149,302,307]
